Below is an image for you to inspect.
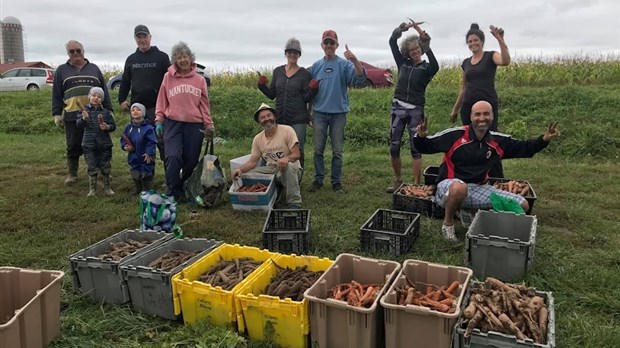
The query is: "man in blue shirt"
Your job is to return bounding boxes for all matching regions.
[308,30,367,194]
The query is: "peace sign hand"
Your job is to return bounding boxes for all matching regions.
[416,117,429,138]
[543,121,560,142]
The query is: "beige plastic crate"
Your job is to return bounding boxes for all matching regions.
[380,259,472,348]
[0,267,64,348]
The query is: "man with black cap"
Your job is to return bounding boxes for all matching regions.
[119,24,170,161]
[233,103,303,209]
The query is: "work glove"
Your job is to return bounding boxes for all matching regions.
[204,126,215,140]
[391,23,407,40]
[309,79,319,90]
[419,33,431,53]
[53,115,64,128]
[258,75,268,86]
[155,123,164,137]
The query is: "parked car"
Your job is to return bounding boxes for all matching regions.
[0,67,54,91]
[358,61,393,88]
[106,63,211,91]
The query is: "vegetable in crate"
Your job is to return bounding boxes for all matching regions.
[493,180,530,196]
[198,258,262,290]
[97,239,154,261]
[459,277,549,344]
[395,278,461,313]
[265,265,323,301]
[397,184,434,199]
[148,250,200,272]
[328,280,383,308]
[235,183,268,193]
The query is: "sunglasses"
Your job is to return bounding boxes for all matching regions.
[68,49,82,54]
[322,40,336,46]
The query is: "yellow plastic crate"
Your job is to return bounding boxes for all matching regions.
[236,254,334,348]
[172,243,278,331]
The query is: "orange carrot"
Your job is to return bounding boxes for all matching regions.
[446,280,460,294]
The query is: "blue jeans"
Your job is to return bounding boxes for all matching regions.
[312,111,346,185]
[290,123,307,153]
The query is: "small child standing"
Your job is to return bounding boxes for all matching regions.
[77,87,116,196]
[121,103,157,194]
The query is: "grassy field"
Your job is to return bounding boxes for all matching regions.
[0,58,619,347]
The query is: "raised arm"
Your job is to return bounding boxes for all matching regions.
[490,25,510,66]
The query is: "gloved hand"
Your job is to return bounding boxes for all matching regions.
[53,115,64,128]
[391,23,407,40]
[258,75,268,86]
[309,79,319,90]
[419,33,431,53]
[204,126,215,140]
[155,123,164,137]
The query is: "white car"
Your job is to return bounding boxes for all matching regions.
[0,67,54,91]
[107,63,211,90]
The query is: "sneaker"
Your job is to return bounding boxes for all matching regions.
[457,209,474,228]
[386,180,403,193]
[332,183,346,194]
[308,181,323,192]
[441,224,458,241]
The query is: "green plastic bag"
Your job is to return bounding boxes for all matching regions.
[489,193,525,214]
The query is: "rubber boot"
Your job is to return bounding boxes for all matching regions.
[87,175,97,197]
[142,177,153,192]
[102,174,115,195]
[65,158,79,185]
[133,179,142,195]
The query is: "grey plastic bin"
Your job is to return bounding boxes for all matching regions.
[69,229,172,304]
[453,281,556,348]
[465,211,537,282]
[121,238,222,320]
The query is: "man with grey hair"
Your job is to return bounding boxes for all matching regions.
[119,25,170,163]
[52,40,112,185]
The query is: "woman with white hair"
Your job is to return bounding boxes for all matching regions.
[257,37,317,168]
[155,41,214,202]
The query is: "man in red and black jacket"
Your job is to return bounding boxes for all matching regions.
[413,100,560,241]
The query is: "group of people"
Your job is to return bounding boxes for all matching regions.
[52,25,213,200]
[51,21,560,240]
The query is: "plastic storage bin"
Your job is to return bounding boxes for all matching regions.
[236,254,334,348]
[229,173,278,212]
[68,229,172,304]
[380,259,473,348]
[121,238,222,320]
[0,267,64,348]
[453,281,556,348]
[360,209,420,255]
[391,183,434,215]
[229,154,253,175]
[466,210,537,282]
[172,244,278,332]
[304,253,401,348]
[488,178,537,215]
[262,209,311,255]
[423,165,440,185]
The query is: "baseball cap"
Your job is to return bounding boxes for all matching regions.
[285,38,302,54]
[134,24,150,36]
[253,103,277,122]
[322,30,338,43]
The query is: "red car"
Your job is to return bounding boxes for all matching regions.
[358,61,393,88]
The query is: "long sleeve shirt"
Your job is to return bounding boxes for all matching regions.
[258,65,316,125]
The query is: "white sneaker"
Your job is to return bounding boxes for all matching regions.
[441,224,458,241]
[457,209,474,228]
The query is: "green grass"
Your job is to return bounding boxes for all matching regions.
[1,58,619,347]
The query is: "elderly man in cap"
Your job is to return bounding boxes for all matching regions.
[308,29,367,194]
[119,24,170,162]
[233,103,303,209]
[52,40,112,185]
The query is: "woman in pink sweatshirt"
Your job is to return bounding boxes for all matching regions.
[155,41,214,202]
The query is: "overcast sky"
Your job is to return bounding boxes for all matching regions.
[2,0,619,72]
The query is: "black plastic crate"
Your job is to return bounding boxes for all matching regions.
[488,178,537,215]
[392,183,434,216]
[262,209,310,255]
[423,165,440,185]
[360,209,420,255]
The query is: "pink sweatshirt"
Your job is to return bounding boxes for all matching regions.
[155,64,213,128]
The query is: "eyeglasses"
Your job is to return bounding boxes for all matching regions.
[68,49,82,54]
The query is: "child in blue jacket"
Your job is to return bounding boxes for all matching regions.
[77,87,116,196]
[121,103,157,194]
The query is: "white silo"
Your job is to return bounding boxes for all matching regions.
[1,16,25,64]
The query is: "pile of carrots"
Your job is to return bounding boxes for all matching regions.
[459,277,548,344]
[493,180,531,197]
[235,183,268,193]
[395,279,461,313]
[397,184,434,199]
[328,280,383,308]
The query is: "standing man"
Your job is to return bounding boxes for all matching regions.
[52,40,112,185]
[119,24,170,162]
[308,30,367,194]
[233,103,302,209]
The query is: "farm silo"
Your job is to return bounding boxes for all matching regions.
[0,16,25,64]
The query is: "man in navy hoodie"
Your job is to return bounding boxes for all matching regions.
[119,24,170,162]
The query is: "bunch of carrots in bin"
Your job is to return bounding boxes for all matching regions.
[493,180,530,196]
[328,280,383,308]
[460,277,549,344]
[395,279,461,313]
[397,184,434,199]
